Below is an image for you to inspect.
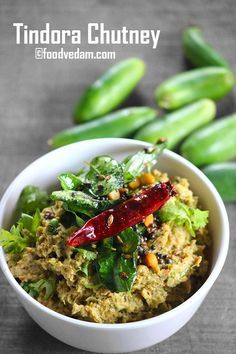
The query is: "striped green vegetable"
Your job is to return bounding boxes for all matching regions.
[182,26,231,69]
[74,58,145,123]
[49,107,156,148]
[181,114,236,166]
[134,99,216,149]
[155,67,235,110]
[202,163,236,202]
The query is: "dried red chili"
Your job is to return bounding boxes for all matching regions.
[67,182,175,247]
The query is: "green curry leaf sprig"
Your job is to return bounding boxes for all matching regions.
[53,142,165,218]
[122,140,166,183]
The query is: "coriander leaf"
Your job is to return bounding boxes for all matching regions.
[18,213,33,231]
[118,228,139,253]
[18,209,41,235]
[51,190,117,217]
[189,208,209,230]
[21,282,38,298]
[73,248,97,276]
[0,228,29,254]
[122,142,166,183]
[22,278,48,299]
[158,198,209,236]
[74,248,97,261]
[31,209,41,234]
[85,155,123,197]
[79,261,90,276]
[158,198,192,231]
[18,185,50,215]
[16,209,41,245]
[21,276,56,300]
[114,255,137,292]
[58,173,81,191]
[40,276,57,299]
[0,210,41,253]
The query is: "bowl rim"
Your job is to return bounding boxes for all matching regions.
[0,138,230,330]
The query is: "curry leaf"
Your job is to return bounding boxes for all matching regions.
[122,141,166,183]
[58,173,81,191]
[97,251,117,291]
[85,156,124,196]
[62,204,85,227]
[114,255,137,292]
[96,250,138,292]
[118,228,139,253]
[98,237,114,251]
[51,190,117,217]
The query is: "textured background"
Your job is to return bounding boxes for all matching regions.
[0,0,235,353]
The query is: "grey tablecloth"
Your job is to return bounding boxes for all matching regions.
[0,0,235,353]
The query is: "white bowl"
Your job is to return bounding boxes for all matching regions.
[0,138,229,353]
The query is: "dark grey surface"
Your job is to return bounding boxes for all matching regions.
[0,0,236,353]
